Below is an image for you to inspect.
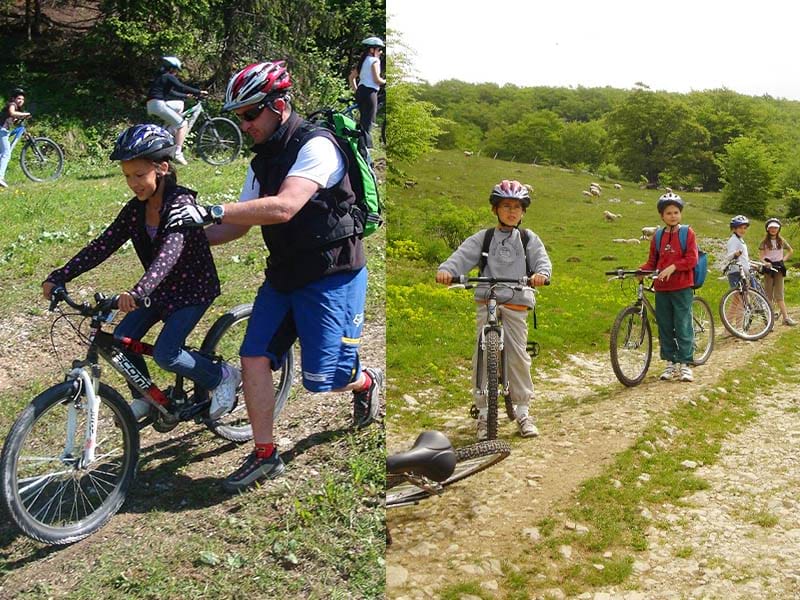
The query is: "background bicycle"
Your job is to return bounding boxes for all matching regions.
[0,288,293,545]
[3,115,64,182]
[173,99,242,165]
[606,269,714,387]
[719,259,774,340]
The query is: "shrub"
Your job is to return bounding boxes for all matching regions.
[424,201,482,251]
[785,189,800,219]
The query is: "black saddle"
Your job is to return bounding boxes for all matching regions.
[386,430,457,482]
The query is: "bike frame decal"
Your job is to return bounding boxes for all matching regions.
[103,345,169,406]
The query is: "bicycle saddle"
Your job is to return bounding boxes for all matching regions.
[386,430,457,482]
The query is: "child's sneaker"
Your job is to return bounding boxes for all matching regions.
[174,150,188,165]
[659,362,677,380]
[679,364,694,382]
[784,317,797,326]
[477,415,488,441]
[209,363,241,420]
[0,179,8,189]
[517,414,539,438]
[130,398,150,420]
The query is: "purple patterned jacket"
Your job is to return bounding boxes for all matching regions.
[46,185,220,316]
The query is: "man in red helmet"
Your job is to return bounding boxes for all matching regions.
[167,61,383,493]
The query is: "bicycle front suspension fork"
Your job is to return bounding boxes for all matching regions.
[63,365,101,468]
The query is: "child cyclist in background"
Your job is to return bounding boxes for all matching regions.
[758,217,796,326]
[42,124,239,422]
[436,180,551,440]
[639,192,698,382]
[725,214,753,288]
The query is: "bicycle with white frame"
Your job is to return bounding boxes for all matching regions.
[3,115,64,182]
[172,99,242,165]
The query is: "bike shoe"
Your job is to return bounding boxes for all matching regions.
[517,415,539,438]
[679,364,694,382]
[477,415,488,441]
[222,449,285,493]
[130,398,150,420]
[353,367,383,428]
[659,362,677,380]
[209,363,241,420]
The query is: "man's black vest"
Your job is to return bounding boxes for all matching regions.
[250,112,365,291]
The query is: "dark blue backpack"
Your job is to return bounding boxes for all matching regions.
[654,225,707,289]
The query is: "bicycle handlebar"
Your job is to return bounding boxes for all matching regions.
[49,287,150,315]
[454,275,550,286]
[605,268,656,278]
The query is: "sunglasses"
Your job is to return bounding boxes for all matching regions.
[237,102,267,122]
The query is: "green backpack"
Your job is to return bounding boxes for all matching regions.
[308,109,383,237]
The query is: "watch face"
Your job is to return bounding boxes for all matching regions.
[211,205,224,220]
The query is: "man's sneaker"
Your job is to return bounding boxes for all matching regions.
[0,179,7,189]
[679,364,694,382]
[174,151,188,165]
[222,449,285,493]
[785,317,797,326]
[130,398,150,420]
[209,363,241,420]
[353,367,383,428]
[517,414,539,438]
[659,362,677,380]
[477,415,488,441]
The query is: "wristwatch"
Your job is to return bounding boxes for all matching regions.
[210,204,225,224]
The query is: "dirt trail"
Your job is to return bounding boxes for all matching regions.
[386,330,784,598]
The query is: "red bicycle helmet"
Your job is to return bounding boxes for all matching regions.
[223,61,292,111]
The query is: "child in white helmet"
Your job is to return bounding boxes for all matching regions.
[758,218,796,326]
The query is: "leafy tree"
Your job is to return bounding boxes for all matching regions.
[483,110,563,163]
[559,120,607,169]
[605,90,709,187]
[716,136,775,218]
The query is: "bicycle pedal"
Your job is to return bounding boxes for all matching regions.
[526,341,540,357]
[469,404,479,419]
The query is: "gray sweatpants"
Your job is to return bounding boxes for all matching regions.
[471,304,534,408]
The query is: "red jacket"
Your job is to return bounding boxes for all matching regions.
[639,225,699,292]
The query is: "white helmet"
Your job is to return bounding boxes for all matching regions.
[361,37,385,48]
[162,56,182,70]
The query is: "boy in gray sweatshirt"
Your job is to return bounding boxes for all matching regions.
[436,180,552,440]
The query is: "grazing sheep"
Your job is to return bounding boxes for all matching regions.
[608,197,621,203]
[612,238,627,243]
[582,190,593,197]
[640,226,658,240]
[404,180,417,188]
[464,150,474,157]
[590,187,601,197]
[614,183,623,190]
[692,186,703,192]
[625,238,641,244]
[603,210,622,222]
[524,183,534,193]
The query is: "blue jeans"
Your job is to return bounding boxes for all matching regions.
[0,128,11,181]
[113,303,222,398]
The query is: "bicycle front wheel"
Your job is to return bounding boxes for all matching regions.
[690,295,714,365]
[0,381,139,545]
[195,118,242,165]
[201,304,295,442]
[386,440,511,508]
[719,288,773,340]
[20,137,64,182]
[484,329,500,440]
[610,305,652,387]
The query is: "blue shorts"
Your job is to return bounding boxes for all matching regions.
[240,268,367,392]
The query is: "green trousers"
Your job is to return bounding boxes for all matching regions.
[654,288,694,364]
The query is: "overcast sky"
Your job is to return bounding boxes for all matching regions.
[388,0,800,101]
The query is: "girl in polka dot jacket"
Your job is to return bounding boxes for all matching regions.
[42,125,240,422]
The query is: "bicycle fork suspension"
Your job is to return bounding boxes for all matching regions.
[63,367,100,468]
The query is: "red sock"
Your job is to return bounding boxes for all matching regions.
[358,370,372,392]
[255,443,274,459]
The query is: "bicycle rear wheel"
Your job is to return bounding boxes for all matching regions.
[690,295,714,365]
[201,304,294,442]
[0,381,139,544]
[195,117,242,165]
[719,288,773,340]
[20,137,64,182]
[386,439,511,507]
[610,305,652,387]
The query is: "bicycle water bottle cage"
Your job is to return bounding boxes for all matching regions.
[526,340,540,357]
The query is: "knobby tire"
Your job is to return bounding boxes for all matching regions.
[610,305,652,387]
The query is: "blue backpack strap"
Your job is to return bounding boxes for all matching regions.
[654,227,664,260]
[678,224,688,254]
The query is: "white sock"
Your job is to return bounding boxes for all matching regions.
[515,405,529,419]
[478,407,488,418]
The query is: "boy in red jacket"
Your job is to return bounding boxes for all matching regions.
[639,192,699,382]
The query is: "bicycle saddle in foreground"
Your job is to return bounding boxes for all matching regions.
[387,430,457,482]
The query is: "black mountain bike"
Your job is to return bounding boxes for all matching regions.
[0,288,293,545]
[386,431,511,508]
